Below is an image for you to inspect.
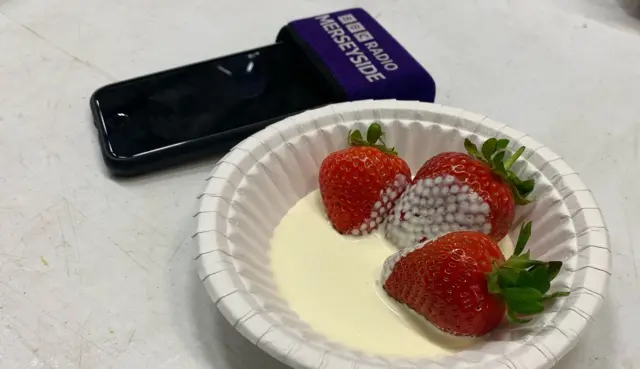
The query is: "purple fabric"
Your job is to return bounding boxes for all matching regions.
[289,8,436,102]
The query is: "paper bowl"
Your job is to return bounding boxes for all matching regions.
[194,100,610,369]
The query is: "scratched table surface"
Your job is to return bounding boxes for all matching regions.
[1,0,640,368]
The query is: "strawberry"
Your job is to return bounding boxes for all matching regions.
[319,123,411,235]
[385,137,534,249]
[381,222,568,337]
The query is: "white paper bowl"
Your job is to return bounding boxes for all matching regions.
[195,100,611,369]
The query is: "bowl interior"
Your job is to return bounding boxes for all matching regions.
[195,101,610,369]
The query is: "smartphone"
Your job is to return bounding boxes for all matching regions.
[90,41,340,176]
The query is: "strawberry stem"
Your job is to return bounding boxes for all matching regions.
[464,138,535,205]
[486,221,570,324]
[349,123,397,155]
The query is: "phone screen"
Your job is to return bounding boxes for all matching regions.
[92,42,336,158]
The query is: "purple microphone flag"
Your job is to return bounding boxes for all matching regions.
[287,8,436,102]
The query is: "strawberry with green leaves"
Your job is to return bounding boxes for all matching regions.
[385,137,535,249]
[319,123,411,235]
[381,222,568,337]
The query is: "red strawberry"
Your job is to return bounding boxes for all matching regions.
[385,137,534,249]
[382,222,568,337]
[319,123,411,235]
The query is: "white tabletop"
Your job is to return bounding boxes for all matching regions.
[1,0,638,368]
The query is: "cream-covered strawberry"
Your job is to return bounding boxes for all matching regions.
[319,123,411,235]
[381,222,568,337]
[385,137,534,249]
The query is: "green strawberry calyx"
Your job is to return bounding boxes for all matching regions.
[349,123,397,155]
[464,138,535,205]
[486,221,570,324]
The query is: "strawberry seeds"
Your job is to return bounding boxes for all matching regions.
[385,175,492,248]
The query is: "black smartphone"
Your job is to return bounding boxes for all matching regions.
[90,41,340,176]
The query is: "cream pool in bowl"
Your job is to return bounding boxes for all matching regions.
[195,101,610,369]
[270,189,515,358]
